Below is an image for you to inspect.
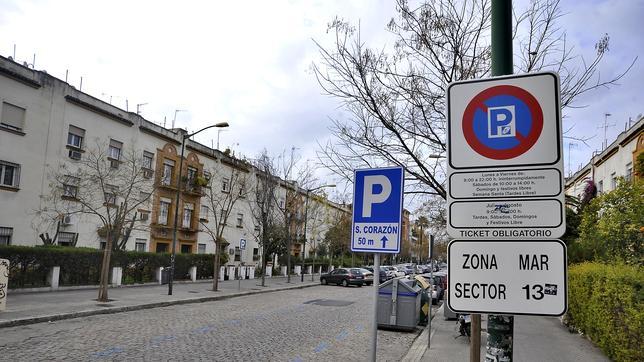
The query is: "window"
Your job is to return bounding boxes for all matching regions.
[611,172,617,190]
[162,159,175,186]
[222,177,230,193]
[198,243,206,254]
[62,175,79,198]
[186,167,197,191]
[104,184,118,205]
[159,199,171,225]
[139,211,150,222]
[220,209,226,225]
[67,125,85,149]
[181,244,192,254]
[135,239,146,252]
[143,151,154,170]
[236,213,243,228]
[598,180,603,194]
[108,139,122,161]
[279,199,284,209]
[238,183,245,197]
[99,241,107,250]
[234,246,241,261]
[625,162,633,182]
[183,203,194,228]
[57,232,77,247]
[254,224,260,232]
[0,227,12,245]
[0,161,20,188]
[156,243,169,253]
[203,170,211,181]
[1,102,26,132]
[200,205,209,220]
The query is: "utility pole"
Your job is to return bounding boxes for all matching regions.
[484,1,514,361]
[567,142,578,177]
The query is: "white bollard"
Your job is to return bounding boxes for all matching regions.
[280,266,287,276]
[189,266,197,282]
[48,266,60,290]
[294,265,301,275]
[110,267,122,286]
[0,258,9,311]
[307,266,312,275]
[227,266,236,280]
[219,266,226,281]
[156,267,163,284]
[318,266,322,275]
[266,267,272,277]
[249,266,255,279]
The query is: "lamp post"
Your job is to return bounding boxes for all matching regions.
[301,184,335,283]
[168,122,229,295]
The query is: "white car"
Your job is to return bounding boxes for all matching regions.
[386,266,406,278]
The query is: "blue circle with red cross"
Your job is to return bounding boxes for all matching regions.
[462,85,543,160]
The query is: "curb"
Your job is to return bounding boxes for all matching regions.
[402,304,444,362]
[0,282,319,329]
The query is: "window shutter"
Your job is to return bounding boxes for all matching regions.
[1,102,26,129]
[69,125,86,137]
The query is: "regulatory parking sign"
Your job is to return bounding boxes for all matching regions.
[448,239,567,316]
[351,167,404,253]
[447,72,565,239]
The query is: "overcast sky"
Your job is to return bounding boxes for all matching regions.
[1,0,642,203]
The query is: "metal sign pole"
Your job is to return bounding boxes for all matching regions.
[428,235,434,348]
[370,253,380,362]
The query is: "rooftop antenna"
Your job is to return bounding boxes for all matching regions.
[136,102,148,115]
[567,142,578,177]
[13,44,16,59]
[125,99,129,112]
[65,69,69,83]
[79,76,83,91]
[163,116,167,128]
[597,113,615,150]
[172,109,187,129]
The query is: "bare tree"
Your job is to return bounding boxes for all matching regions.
[36,143,154,302]
[199,157,249,291]
[249,150,287,287]
[314,0,635,198]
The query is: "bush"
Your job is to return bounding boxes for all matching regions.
[572,178,643,264]
[567,262,643,362]
[0,245,224,288]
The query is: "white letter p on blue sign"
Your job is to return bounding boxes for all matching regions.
[362,175,391,217]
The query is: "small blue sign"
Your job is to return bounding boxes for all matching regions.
[239,238,246,250]
[351,167,404,253]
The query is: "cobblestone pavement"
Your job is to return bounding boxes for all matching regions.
[0,284,418,361]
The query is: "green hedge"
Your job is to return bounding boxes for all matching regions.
[567,262,643,362]
[0,245,224,289]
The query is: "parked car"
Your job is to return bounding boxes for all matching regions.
[363,266,387,283]
[357,268,374,286]
[398,264,414,275]
[320,268,365,287]
[386,266,405,278]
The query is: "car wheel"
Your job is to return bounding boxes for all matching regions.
[342,279,349,287]
[321,278,327,285]
[357,283,362,287]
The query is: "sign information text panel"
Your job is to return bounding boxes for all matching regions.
[448,239,567,316]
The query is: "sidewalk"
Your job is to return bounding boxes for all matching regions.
[410,306,609,362]
[0,275,319,328]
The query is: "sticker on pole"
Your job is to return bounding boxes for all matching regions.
[448,239,567,316]
[351,167,404,253]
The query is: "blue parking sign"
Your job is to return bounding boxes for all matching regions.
[351,167,404,253]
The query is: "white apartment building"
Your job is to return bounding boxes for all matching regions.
[565,116,643,199]
[0,55,349,267]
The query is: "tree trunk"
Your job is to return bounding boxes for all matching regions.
[261,253,266,287]
[212,242,220,291]
[97,230,113,302]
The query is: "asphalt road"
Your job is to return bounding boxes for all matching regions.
[0,284,417,361]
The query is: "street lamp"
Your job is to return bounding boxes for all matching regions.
[302,184,335,283]
[168,121,229,295]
